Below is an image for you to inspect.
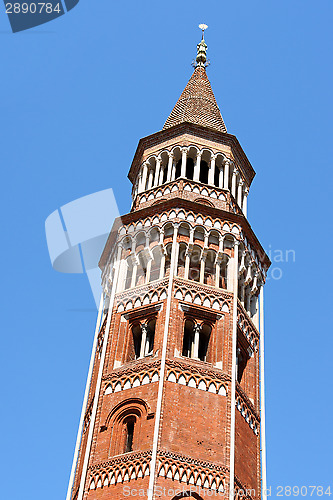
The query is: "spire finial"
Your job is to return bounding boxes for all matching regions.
[196,24,208,67]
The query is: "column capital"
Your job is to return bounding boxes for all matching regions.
[181,146,188,154]
[239,179,244,187]
[224,158,231,166]
[232,169,238,178]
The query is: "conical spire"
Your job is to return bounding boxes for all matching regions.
[163,26,227,133]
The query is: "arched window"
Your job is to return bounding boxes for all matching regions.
[150,246,162,282]
[136,252,147,286]
[236,346,247,384]
[189,245,201,282]
[129,319,156,361]
[199,159,209,184]
[185,157,194,180]
[182,319,195,358]
[198,324,211,361]
[164,244,172,277]
[219,254,229,289]
[124,257,133,290]
[175,159,181,179]
[103,398,151,457]
[177,243,187,278]
[182,320,211,362]
[124,416,135,453]
[204,250,216,286]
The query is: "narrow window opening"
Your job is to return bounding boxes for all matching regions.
[186,158,194,180]
[175,159,181,179]
[214,165,220,187]
[124,418,135,453]
[199,325,211,361]
[162,165,168,183]
[199,160,209,184]
[182,320,195,357]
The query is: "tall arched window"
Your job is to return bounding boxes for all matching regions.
[182,320,211,362]
[136,252,147,287]
[150,246,162,282]
[103,399,151,457]
[175,159,181,179]
[189,245,201,282]
[219,254,229,289]
[186,157,194,180]
[129,319,156,360]
[123,416,135,453]
[177,243,187,278]
[164,244,172,277]
[182,319,195,358]
[124,257,133,290]
[199,159,209,184]
[204,250,216,286]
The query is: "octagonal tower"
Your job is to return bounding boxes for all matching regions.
[67,31,270,500]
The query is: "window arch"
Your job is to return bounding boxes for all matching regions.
[204,249,216,286]
[150,246,162,282]
[103,398,151,457]
[189,245,201,282]
[182,320,212,362]
[129,319,156,361]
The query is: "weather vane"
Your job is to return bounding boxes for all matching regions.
[198,23,208,39]
[193,23,209,68]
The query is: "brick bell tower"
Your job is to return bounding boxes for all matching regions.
[67,27,270,500]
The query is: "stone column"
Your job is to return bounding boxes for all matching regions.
[174,242,180,276]
[223,160,230,190]
[192,324,201,359]
[147,168,154,190]
[159,165,164,185]
[193,150,202,182]
[171,158,176,181]
[215,261,220,288]
[243,187,249,217]
[200,254,205,283]
[237,179,243,207]
[208,154,216,185]
[154,156,162,187]
[140,162,149,193]
[184,250,190,280]
[166,152,173,182]
[181,147,187,178]
[140,324,148,358]
[219,166,224,189]
[231,169,237,198]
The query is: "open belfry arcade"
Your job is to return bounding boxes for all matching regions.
[66,26,271,500]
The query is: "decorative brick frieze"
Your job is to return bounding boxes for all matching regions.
[157,449,227,491]
[166,358,228,396]
[235,384,260,435]
[174,277,232,312]
[88,450,152,489]
[237,301,259,350]
[103,362,160,395]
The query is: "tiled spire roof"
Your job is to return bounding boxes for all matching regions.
[163,66,227,133]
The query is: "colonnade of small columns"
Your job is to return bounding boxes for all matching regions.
[104,224,262,324]
[133,147,249,215]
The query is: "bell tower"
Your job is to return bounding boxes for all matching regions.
[67,27,270,500]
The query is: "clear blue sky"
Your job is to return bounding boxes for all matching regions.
[1,1,332,499]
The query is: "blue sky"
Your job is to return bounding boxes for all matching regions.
[1,1,332,498]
